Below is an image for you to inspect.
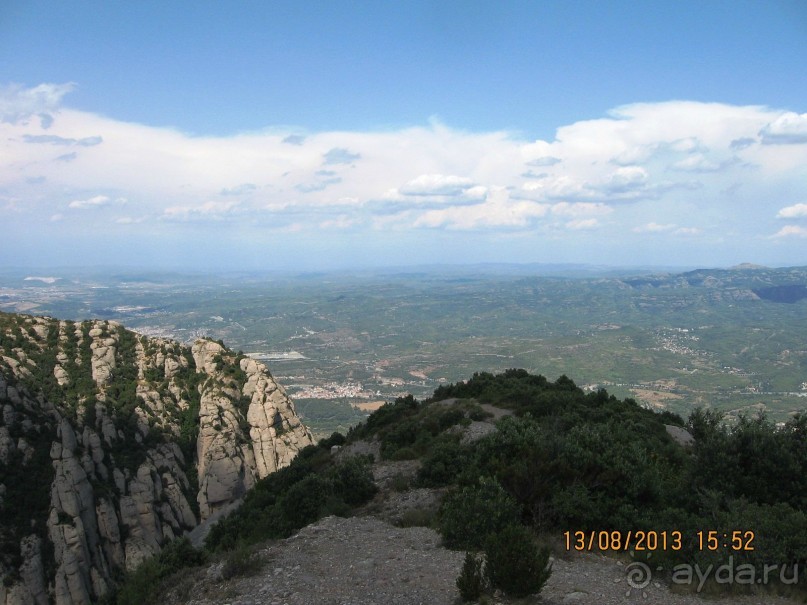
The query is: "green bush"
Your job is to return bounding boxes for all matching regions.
[221,544,262,580]
[114,537,205,605]
[456,552,486,602]
[437,407,465,431]
[438,478,521,550]
[279,474,331,529]
[484,524,551,598]
[416,438,471,487]
[328,456,377,506]
[319,431,347,450]
[157,537,205,576]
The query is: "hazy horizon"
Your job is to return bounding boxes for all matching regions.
[2,260,803,281]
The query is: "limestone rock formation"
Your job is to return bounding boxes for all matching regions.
[0,312,313,605]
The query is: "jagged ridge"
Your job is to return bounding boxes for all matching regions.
[0,312,313,605]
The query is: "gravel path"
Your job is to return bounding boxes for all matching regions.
[180,515,800,605]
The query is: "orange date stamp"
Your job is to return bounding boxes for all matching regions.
[564,530,755,552]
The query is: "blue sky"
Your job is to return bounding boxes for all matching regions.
[1,1,806,270]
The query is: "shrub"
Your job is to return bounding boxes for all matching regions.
[114,537,205,605]
[157,537,205,576]
[221,544,262,580]
[484,524,551,597]
[319,431,347,450]
[114,558,160,605]
[390,473,411,492]
[438,477,521,550]
[328,456,377,506]
[279,474,331,529]
[397,508,436,528]
[457,552,486,602]
[416,438,470,487]
[437,407,465,431]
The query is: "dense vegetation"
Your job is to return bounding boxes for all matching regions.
[102,369,807,601]
[204,447,377,551]
[379,370,807,593]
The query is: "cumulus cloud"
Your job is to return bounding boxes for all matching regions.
[414,188,549,230]
[631,222,700,235]
[399,174,475,196]
[565,218,600,230]
[760,112,807,145]
[2,84,806,266]
[776,203,807,219]
[671,153,738,173]
[68,195,115,209]
[0,82,75,126]
[772,225,807,238]
[601,166,649,194]
[633,222,676,233]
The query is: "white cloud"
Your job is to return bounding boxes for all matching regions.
[777,203,807,219]
[633,222,676,233]
[600,166,649,196]
[671,153,736,173]
[565,218,599,230]
[772,225,807,238]
[399,174,475,196]
[23,134,102,146]
[0,82,75,126]
[2,84,807,267]
[68,195,111,209]
[50,213,63,222]
[115,216,147,224]
[760,112,807,145]
[413,187,549,230]
[550,202,612,217]
[318,215,358,229]
[525,156,561,167]
[162,200,240,221]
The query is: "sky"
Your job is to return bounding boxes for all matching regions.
[1,0,806,271]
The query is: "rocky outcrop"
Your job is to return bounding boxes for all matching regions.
[192,340,313,520]
[0,313,313,605]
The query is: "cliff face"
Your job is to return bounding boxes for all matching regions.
[0,313,313,605]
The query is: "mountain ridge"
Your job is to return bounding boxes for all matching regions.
[0,312,313,605]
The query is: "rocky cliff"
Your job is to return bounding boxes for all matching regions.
[0,312,313,605]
